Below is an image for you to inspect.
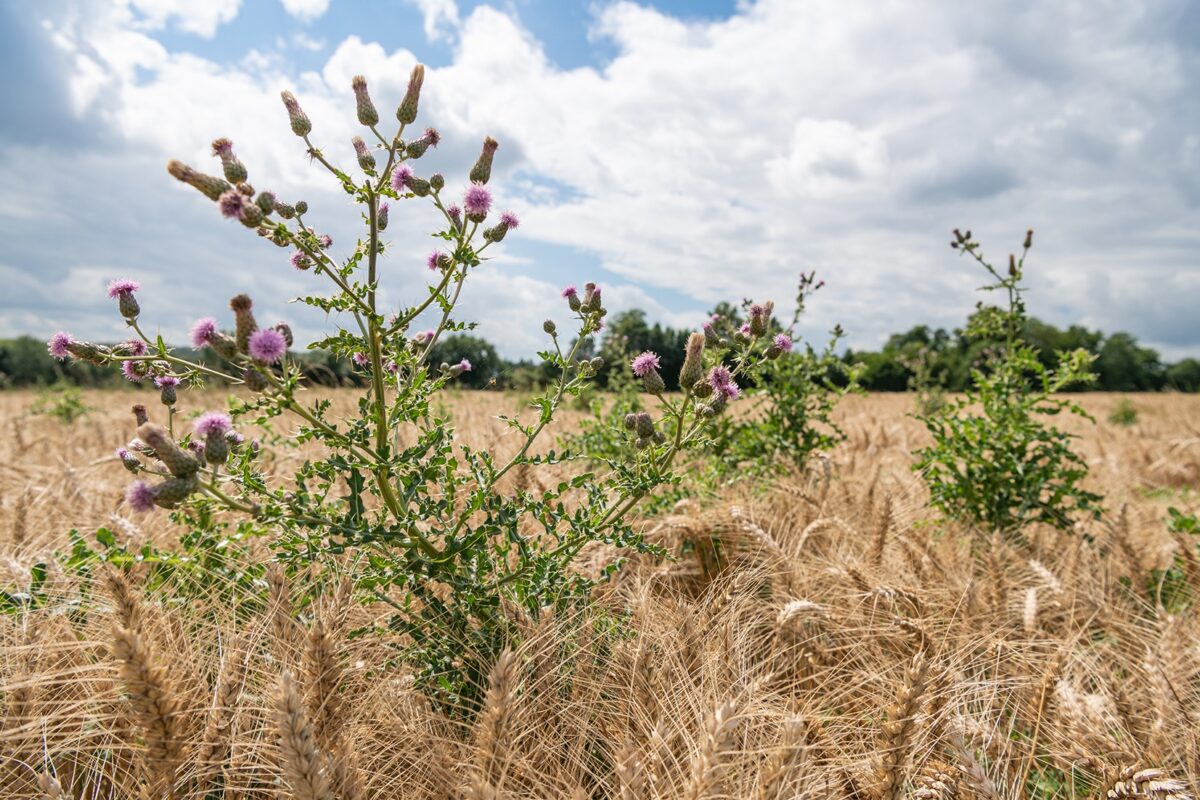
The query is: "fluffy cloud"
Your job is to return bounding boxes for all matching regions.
[279,0,330,22]
[3,0,1199,361]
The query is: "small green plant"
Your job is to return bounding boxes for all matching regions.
[913,229,1103,537]
[704,272,858,483]
[1107,397,1138,426]
[899,345,948,416]
[29,382,90,424]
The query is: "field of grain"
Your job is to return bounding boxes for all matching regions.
[1,389,1198,799]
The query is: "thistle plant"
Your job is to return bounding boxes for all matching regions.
[46,67,779,710]
[913,229,1103,537]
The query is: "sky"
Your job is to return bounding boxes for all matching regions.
[1,0,1198,361]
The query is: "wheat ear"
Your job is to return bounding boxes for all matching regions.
[111,623,186,798]
[274,670,334,800]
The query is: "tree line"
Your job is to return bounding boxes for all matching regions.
[3,308,1197,392]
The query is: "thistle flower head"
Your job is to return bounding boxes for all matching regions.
[427,251,444,271]
[290,250,312,271]
[125,481,156,513]
[708,365,740,400]
[562,285,577,299]
[194,411,232,438]
[458,358,472,372]
[773,333,793,352]
[352,135,376,171]
[396,63,425,124]
[469,136,499,184]
[391,164,415,192]
[464,183,492,219]
[107,279,140,299]
[281,90,311,136]
[122,339,148,356]
[421,127,440,147]
[47,332,72,360]
[446,205,462,227]
[631,351,661,377]
[352,352,369,368]
[378,201,389,230]
[121,360,147,383]
[218,189,246,219]
[248,328,287,363]
[351,74,379,127]
[190,317,218,348]
[500,211,519,229]
[317,234,332,249]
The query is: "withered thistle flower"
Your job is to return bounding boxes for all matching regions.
[281,90,311,136]
[137,423,200,479]
[230,294,258,353]
[679,332,705,390]
[351,75,379,127]
[469,136,499,184]
[581,282,601,312]
[167,160,231,201]
[352,136,376,171]
[132,404,149,426]
[273,322,294,347]
[396,63,425,124]
[107,279,141,320]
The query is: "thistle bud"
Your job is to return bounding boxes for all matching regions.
[653,431,666,445]
[255,191,276,216]
[679,332,705,390]
[230,294,258,353]
[405,127,440,159]
[407,176,431,197]
[623,413,637,431]
[581,283,599,311]
[589,356,604,372]
[1008,254,1017,277]
[151,476,199,509]
[132,404,149,426]
[274,322,294,347]
[378,202,389,231]
[118,293,140,319]
[65,340,110,365]
[167,160,230,201]
[351,75,379,127]
[281,90,312,136]
[642,369,665,395]
[429,173,445,191]
[117,448,141,473]
[635,437,650,450]
[692,378,714,399]
[238,202,264,228]
[483,211,520,243]
[275,201,296,219]
[156,375,180,406]
[352,136,376,171]
[564,286,582,312]
[469,137,499,184]
[748,301,773,337]
[1024,229,1034,249]
[210,332,239,361]
[396,64,425,124]
[294,200,308,215]
[211,138,248,184]
[243,367,268,392]
[543,319,556,335]
[137,423,200,479]
[634,412,655,438]
[703,322,722,347]
[204,431,229,464]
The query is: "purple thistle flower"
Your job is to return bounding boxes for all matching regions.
[422,127,440,147]
[248,328,287,363]
[499,211,519,229]
[427,251,443,271]
[48,331,72,359]
[317,234,332,249]
[458,358,472,373]
[125,481,156,513]
[290,250,312,271]
[739,323,751,336]
[561,285,577,299]
[352,352,369,368]
[774,333,793,352]
[390,164,414,192]
[122,339,148,356]
[191,317,218,348]
[121,360,146,383]
[194,411,232,437]
[446,205,462,223]
[386,360,399,373]
[107,279,140,299]
[218,189,246,219]
[463,183,492,217]
[155,375,180,388]
[708,365,740,400]
[631,351,661,377]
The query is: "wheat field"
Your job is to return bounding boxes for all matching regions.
[1,389,1198,799]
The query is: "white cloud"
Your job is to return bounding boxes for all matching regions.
[280,0,331,23]
[405,0,461,42]
[6,0,1200,362]
[122,0,241,38]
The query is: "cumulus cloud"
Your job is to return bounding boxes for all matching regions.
[279,0,330,22]
[3,0,1199,360]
